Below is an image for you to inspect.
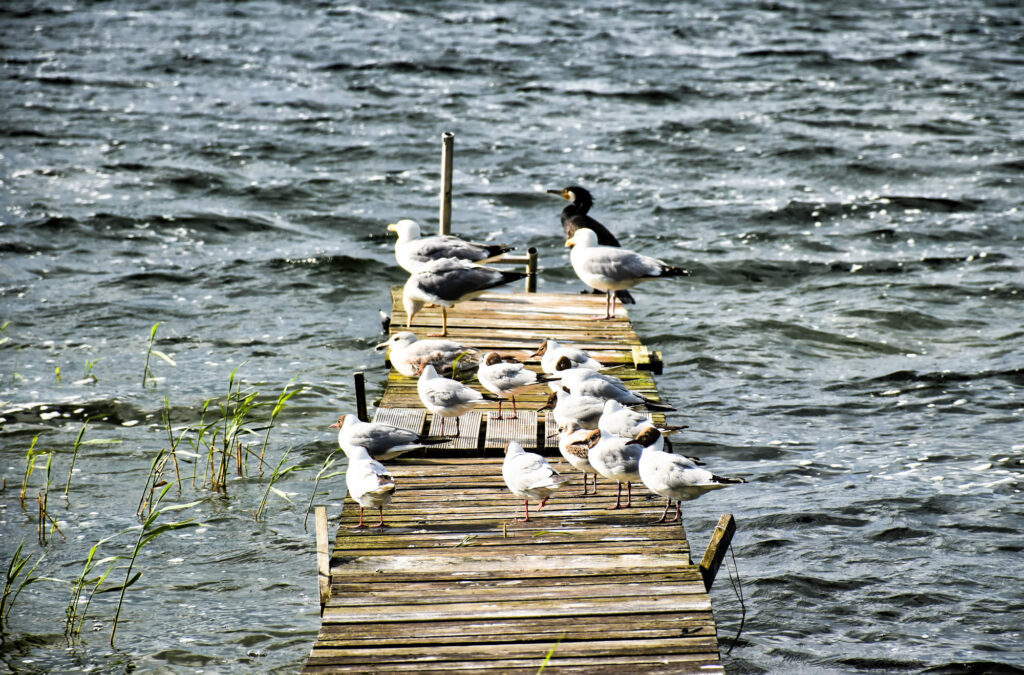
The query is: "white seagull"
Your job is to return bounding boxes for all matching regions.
[375,331,480,378]
[331,413,448,461]
[344,444,396,529]
[587,428,645,510]
[530,338,603,376]
[502,441,569,521]
[387,218,514,274]
[403,258,528,337]
[557,423,602,494]
[539,389,607,430]
[416,364,497,436]
[637,426,746,523]
[565,227,689,319]
[555,357,675,411]
[598,399,688,440]
[477,352,553,419]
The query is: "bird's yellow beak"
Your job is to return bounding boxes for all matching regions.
[565,234,576,248]
[387,223,398,233]
[546,188,569,200]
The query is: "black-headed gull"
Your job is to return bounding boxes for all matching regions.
[587,428,644,509]
[344,444,396,529]
[502,441,569,521]
[637,426,746,523]
[539,389,606,430]
[530,338,603,375]
[403,258,527,337]
[387,219,513,274]
[375,331,480,378]
[565,227,688,319]
[416,364,497,436]
[477,352,553,419]
[557,422,601,494]
[331,413,447,461]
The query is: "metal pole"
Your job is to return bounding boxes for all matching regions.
[526,247,538,293]
[354,371,368,422]
[439,132,454,235]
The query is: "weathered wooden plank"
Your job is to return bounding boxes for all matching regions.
[425,412,482,449]
[482,410,540,449]
[305,654,724,675]
[372,407,427,435]
[700,513,736,591]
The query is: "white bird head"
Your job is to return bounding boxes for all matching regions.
[418,364,440,380]
[565,228,598,248]
[504,440,527,457]
[375,331,418,351]
[602,399,626,415]
[344,444,372,461]
[387,218,421,241]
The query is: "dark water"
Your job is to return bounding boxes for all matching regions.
[2,1,1022,672]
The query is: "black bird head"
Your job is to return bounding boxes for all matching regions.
[546,185,593,213]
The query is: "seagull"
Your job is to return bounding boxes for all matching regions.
[539,389,607,430]
[598,399,688,440]
[375,331,480,378]
[587,428,645,509]
[557,423,602,494]
[502,440,569,521]
[331,413,448,461]
[387,218,514,274]
[637,426,746,523]
[546,185,634,304]
[378,309,391,334]
[403,257,528,337]
[530,338,603,376]
[554,356,675,411]
[477,352,554,420]
[566,228,689,320]
[343,444,396,529]
[416,364,498,436]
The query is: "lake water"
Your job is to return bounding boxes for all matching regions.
[1,1,1022,673]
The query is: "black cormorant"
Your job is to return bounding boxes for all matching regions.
[547,185,635,303]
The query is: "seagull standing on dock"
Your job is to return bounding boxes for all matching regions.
[547,185,634,304]
[530,338,603,376]
[637,426,746,523]
[387,219,514,273]
[343,444,396,529]
[476,352,553,420]
[331,414,448,461]
[502,441,569,522]
[598,399,688,440]
[555,356,675,412]
[539,389,607,430]
[566,228,689,320]
[416,364,498,436]
[403,258,528,337]
[587,428,645,510]
[557,423,602,495]
[375,331,480,378]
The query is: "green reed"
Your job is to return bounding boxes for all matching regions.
[1,540,60,629]
[141,322,175,389]
[304,449,343,530]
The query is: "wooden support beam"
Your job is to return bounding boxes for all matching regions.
[354,371,367,422]
[526,247,538,293]
[439,132,454,235]
[315,506,330,609]
[699,514,736,591]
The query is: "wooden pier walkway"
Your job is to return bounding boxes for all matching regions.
[304,288,733,674]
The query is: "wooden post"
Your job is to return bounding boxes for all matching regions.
[315,506,330,608]
[439,132,454,235]
[526,247,538,293]
[699,513,736,591]
[354,371,368,422]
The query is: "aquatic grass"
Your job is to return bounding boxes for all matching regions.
[36,450,64,545]
[64,532,124,640]
[253,449,300,522]
[258,378,303,475]
[141,322,175,389]
[19,435,41,508]
[1,540,61,628]
[112,451,203,647]
[304,449,343,530]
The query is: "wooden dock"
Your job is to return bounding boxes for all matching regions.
[304,289,733,674]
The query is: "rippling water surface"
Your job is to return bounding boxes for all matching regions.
[2,1,1022,673]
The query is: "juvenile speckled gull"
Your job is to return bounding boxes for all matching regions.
[557,422,602,494]
[343,444,396,529]
[566,227,689,319]
[375,331,480,378]
[530,338,603,376]
[403,257,527,337]
[637,426,746,523]
[587,428,644,510]
[477,352,553,419]
[502,441,569,521]
[387,218,513,274]
[331,413,447,461]
[416,364,497,436]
